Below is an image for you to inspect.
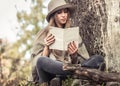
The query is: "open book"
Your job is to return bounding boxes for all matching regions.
[49,26,80,51]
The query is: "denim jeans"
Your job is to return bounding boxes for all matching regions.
[36,55,105,84]
[36,57,72,84]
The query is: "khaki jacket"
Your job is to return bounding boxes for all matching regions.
[31,28,89,81]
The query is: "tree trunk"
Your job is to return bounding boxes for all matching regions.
[104,0,120,72]
[66,0,120,72]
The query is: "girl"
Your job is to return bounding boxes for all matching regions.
[31,0,104,85]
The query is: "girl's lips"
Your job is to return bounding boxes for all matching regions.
[61,19,66,21]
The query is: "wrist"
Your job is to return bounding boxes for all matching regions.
[44,45,49,49]
[43,45,49,56]
[70,53,77,58]
[70,53,78,64]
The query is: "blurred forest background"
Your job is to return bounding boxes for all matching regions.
[0,0,120,86]
[0,0,48,85]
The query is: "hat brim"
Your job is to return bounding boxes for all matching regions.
[46,4,75,22]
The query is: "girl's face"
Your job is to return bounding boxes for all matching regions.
[55,8,69,27]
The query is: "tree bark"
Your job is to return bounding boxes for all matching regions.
[67,0,107,57]
[63,63,120,83]
[66,0,120,72]
[104,0,120,72]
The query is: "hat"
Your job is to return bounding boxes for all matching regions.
[46,0,75,22]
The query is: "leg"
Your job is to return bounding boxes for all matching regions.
[36,57,72,84]
[81,55,105,70]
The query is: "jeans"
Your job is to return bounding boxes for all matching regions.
[36,55,105,84]
[36,57,72,84]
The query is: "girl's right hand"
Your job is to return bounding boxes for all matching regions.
[44,33,55,47]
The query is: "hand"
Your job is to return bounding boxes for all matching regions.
[44,33,55,47]
[68,41,78,55]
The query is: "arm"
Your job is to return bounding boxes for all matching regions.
[42,45,49,56]
[31,29,54,56]
[68,41,78,64]
[70,53,78,64]
[43,33,55,56]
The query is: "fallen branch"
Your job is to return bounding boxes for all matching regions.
[63,63,120,83]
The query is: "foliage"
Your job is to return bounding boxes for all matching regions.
[13,0,46,82]
[0,0,47,86]
[16,0,46,57]
[62,76,73,86]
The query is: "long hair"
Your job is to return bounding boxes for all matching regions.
[34,10,71,43]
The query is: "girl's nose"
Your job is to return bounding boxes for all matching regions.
[61,12,66,16]
[61,11,67,16]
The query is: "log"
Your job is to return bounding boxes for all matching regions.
[63,63,120,83]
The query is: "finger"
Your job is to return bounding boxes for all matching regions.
[46,34,54,41]
[69,49,77,55]
[68,47,76,55]
[71,41,78,52]
[44,34,55,46]
[68,42,75,51]
[70,41,76,50]
[47,39,55,46]
[46,33,52,38]
[73,41,77,48]
[47,38,55,44]
[68,43,78,54]
[68,47,73,54]
[44,33,52,42]
[73,41,78,53]
[68,44,74,54]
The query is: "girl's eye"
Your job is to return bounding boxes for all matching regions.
[56,9,68,14]
[57,10,62,14]
[64,9,68,13]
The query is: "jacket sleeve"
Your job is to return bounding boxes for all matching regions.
[32,29,49,56]
[30,29,47,82]
[77,37,90,63]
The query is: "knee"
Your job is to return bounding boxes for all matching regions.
[36,57,46,68]
[91,55,104,62]
[37,57,45,63]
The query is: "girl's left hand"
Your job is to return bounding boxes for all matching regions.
[68,41,78,55]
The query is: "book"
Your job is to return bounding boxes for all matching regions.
[49,26,80,51]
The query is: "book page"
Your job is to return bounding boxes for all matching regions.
[49,26,80,50]
[64,27,80,50]
[49,27,64,50]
